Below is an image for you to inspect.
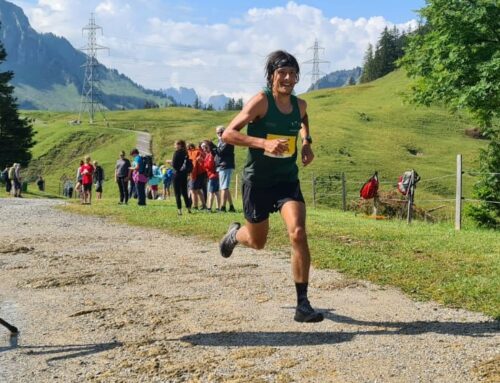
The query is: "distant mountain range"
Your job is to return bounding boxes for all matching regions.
[0,0,170,111]
[161,87,198,106]
[307,67,362,92]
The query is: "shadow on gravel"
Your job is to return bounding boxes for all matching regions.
[181,312,499,347]
[0,339,122,363]
[324,311,500,338]
[181,331,355,346]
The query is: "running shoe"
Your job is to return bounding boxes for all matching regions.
[219,222,240,258]
[294,299,324,323]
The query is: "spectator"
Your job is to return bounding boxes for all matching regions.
[2,165,11,194]
[12,163,22,198]
[201,140,221,212]
[63,179,74,198]
[36,175,45,191]
[93,161,105,200]
[79,156,94,204]
[187,142,206,210]
[115,151,131,205]
[215,125,236,212]
[171,140,192,215]
[130,148,147,206]
[147,163,161,199]
[75,160,84,202]
[160,161,173,199]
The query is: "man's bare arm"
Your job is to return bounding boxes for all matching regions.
[298,99,314,166]
[222,93,290,156]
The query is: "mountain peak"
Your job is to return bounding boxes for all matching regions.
[0,0,168,111]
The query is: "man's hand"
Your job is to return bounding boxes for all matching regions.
[301,143,314,166]
[264,139,289,155]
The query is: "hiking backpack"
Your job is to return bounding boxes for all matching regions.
[360,172,379,200]
[397,170,420,195]
[1,169,8,182]
[180,155,193,173]
[139,155,154,178]
[8,166,15,180]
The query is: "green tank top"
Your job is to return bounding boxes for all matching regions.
[243,88,302,187]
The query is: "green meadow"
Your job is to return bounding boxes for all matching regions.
[20,70,499,319]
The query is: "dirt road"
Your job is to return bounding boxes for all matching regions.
[0,199,498,382]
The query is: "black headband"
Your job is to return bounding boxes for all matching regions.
[273,57,298,72]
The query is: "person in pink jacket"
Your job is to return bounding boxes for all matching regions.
[201,140,221,212]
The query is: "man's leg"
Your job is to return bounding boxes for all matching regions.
[235,220,269,250]
[226,189,235,210]
[280,200,323,323]
[220,219,269,258]
[137,181,146,205]
[280,201,310,282]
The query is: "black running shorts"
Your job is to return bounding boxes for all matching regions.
[242,180,305,223]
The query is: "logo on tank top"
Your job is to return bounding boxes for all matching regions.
[289,120,300,133]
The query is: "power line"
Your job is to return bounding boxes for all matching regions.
[78,13,109,124]
[303,39,330,91]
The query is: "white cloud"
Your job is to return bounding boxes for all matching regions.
[11,0,417,101]
[95,1,116,15]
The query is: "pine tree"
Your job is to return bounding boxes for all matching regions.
[0,32,35,168]
[235,98,244,110]
[372,27,399,79]
[193,97,202,109]
[225,98,236,111]
[346,76,356,86]
[359,44,375,83]
[360,27,407,83]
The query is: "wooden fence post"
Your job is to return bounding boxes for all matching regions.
[407,170,415,224]
[455,154,462,231]
[341,172,347,211]
[235,174,238,201]
[312,173,316,209]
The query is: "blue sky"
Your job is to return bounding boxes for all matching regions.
[12,1,425,100]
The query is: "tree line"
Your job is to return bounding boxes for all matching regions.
[359,26,407,83]
[144,96,244,111]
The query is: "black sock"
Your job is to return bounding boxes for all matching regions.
[295,282,309,307]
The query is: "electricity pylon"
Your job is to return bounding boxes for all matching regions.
[78,13,109,124]
[303,39,330,91]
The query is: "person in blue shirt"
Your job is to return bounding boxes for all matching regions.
[130,148,147,206]
[160,162,173,199]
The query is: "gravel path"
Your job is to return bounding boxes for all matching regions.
[0,198,498,382]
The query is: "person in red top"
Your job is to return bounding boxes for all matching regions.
[79,155,95,205]
[201,140,221,212]
[187,143,206,210]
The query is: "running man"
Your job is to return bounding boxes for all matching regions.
[219,50,323,323]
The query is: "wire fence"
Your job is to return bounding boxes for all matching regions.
[236,155,497,230]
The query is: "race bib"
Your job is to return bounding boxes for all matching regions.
[264,134,296,158]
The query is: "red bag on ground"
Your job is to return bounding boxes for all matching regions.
[360,172,379,199]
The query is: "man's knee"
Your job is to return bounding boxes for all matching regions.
[288,226,307,244]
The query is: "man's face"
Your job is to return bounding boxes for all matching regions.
[272,66,298,95]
